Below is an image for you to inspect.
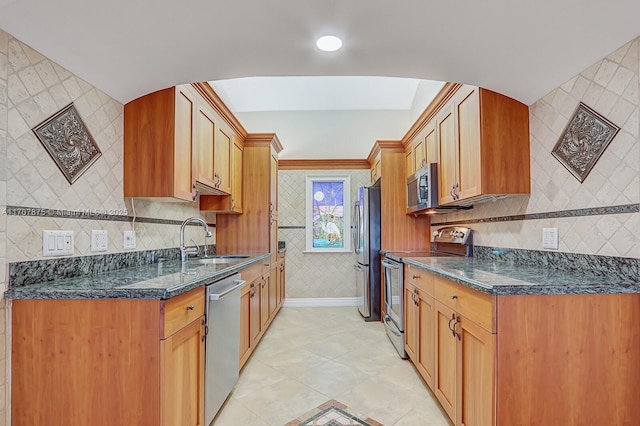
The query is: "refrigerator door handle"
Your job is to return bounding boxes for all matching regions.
[383,315,402,336]
[353,201,360,254]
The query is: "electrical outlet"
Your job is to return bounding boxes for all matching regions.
[542,227,559,250]
[123,230,136,250]
[42,230,74,256]
[91,230,108,252]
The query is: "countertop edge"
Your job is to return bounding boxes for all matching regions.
[402,257,640,296]
[5,253,272,300]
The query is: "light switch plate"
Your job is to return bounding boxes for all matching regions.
[43,230,74,256]
[123,230,136,250]
[91,230,108,252]
[542,227,559,250]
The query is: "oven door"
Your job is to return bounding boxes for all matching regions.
[382,258,403,331]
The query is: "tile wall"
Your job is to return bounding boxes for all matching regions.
[433,37,640,258]
[279,169,369,299]
[0,29,217,425]
[0,28,8,426]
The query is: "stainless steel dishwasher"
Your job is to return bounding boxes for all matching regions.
[204,273,245,425]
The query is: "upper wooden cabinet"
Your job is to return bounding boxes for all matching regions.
[438,85,530,206]
[124,85,196,201]
[124,83,243,202]
[200,131,243,213]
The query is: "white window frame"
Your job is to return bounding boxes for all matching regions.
[305,176,351,253]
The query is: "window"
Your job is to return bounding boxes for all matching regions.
[305,176,351,252]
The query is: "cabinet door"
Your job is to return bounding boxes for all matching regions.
[404,283,418,361]
[260,275,270,330]
[239,283,252,367]
[425,120,438,164]
[457,316,495,426]
[193,101,217,190]
[417,291,435,390]
[279,257,286,307]
[406,147,415,178]
[214,127,232,194]
[435,301,457,422]
[231,140,243,212]
[414,139,426,171]
[437,102,457,205]
[270,150,279,263]
[174,86,197,201]
[160,317,205,426]
[250,281,262,347]
[455,86,482,201]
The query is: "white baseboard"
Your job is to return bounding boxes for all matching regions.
[282,297,359,307]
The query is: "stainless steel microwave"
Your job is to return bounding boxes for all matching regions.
[407,163,438,213]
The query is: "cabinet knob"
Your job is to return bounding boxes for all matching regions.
[450,295,458,300]
[186,305,195,310]
[412,275,420,279]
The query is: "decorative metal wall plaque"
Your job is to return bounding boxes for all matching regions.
[551,102,619,183]
[32,103,101,184]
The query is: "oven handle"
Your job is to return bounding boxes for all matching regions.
[383,315,402,336]
[381,259,401,269]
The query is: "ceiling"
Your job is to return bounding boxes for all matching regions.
[1,0,639,158]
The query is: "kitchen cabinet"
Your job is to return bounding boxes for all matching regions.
[12,287,206,426]
[437,85,530,206]
[368,141,431,251]
[435,300,458,421]
[216,134,282,259]
[124,83,242,201]
[238,259,283,369]
[404,264,435,389]
[124,85,196,201]
[200,136,243,213]
[276,251,286,309]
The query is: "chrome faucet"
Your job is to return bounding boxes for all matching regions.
[180,217,212,262]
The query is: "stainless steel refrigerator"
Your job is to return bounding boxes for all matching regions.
[352,185,381,322]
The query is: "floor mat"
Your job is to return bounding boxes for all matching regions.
[284,399,384,426]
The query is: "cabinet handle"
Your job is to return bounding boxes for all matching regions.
[448,313,457,337]
[186,305,195,311]
[231,198,236,210]
[450,295,458,300]
[454,315,461,341]
[412,274,420,279]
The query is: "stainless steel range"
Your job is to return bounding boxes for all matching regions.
[382,226,473,358]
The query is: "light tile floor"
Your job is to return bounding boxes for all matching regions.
[213,307,452,426]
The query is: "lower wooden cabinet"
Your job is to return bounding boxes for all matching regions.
[161,317,206,426]
[405,268,639,426]
[239,258,285,369]
[11,287,206,426]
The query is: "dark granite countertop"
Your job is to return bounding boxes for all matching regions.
[5,253,271,300]
[403,257,640,296]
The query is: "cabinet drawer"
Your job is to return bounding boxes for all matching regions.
[405,264,434,296]
[241,262,263,284]
[434,276,494,332]
[162,287,204,338]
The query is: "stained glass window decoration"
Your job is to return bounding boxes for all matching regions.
[305,176,351,252]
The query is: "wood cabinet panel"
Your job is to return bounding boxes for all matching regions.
[214,126,232,194]
[193,100,217,190]
[232,140,243,212]
[250,278,262,348]
[435,301,457,421]
[437,102,457,205]
[434,276,494,332]
[239,281,252,367]
[496,293,640,425]
[124,86,195,201]
[456,86,482,200]
[425,121,438,164]
[417,291,435,389]
[406,264,434,296]
[160,317,205,426]
[414,138,426,171]
[457,315,494,426]
[404,283,419,361]
[163,286,204,338]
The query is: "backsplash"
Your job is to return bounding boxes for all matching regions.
[279,169,369,299]
[2,32,216,269]
[433,37,640,259]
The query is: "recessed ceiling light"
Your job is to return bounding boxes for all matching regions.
[316,35,343,52]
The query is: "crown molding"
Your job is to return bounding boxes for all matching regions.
[278,159,370,170]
